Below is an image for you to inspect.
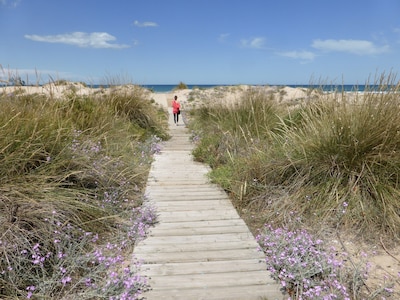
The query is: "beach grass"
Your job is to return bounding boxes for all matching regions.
[2,75,399,299]
[0,84,168,299]
[190,78,400,240]
[188,76,400,299]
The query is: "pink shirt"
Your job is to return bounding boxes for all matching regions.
[172,100,181,114]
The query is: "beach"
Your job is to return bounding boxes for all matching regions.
[0,82,318,110]
[1,82,399,296]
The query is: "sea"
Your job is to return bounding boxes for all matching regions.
[0,83,386,93]
[134,84,384,93]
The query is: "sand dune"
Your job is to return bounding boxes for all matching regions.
[1,83,317,110]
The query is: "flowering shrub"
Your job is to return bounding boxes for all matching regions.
[0,134,161,299]
[257,225,351,300]
[257,224,399,299]
[0,203,157,300]
[0,86,167,299]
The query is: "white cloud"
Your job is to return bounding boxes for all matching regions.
[240,37,266,49]
[133,20,158,27]
[279,50,316,61]
[1,0,20,7]
[24,32,130,49]
[312,39,389,55]
[218,33,230,43]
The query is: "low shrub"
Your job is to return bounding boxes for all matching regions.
[174,82,188,90]
[0,85,167,299]
[257,225,395,299]
[257,225,352,299]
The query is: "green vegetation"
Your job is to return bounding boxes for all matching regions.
[188,78,400,298]
[189,79,400,240]
[0,84,168,299]
[3,75,399,299]
[173,81,188,90]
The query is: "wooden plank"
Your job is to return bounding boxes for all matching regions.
[146,270,272,288]
[135,232,256,245]
[147,190,227,197]
[135,241,261,254]
[156,210,241,222]
[147,219,246,228]
[152,202,234,212]
[148,225,249,236]
[142,285,283,300]
[133,111,284,300]
[154,199,232,207]
[140,259,267,276]
[135,248,263,263]
[147,180,210,186]
[147,193,231,203]
[148,188,225,193]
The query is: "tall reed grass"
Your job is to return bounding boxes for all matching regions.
[0,84,168,299]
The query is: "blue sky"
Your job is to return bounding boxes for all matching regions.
[1,0,400,85]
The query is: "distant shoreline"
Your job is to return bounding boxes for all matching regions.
[0,83,391,93]
[139,84,388,93]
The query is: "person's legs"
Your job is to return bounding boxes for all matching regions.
[173,113,177,124]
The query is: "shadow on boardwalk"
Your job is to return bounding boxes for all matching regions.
[134,106,284,300]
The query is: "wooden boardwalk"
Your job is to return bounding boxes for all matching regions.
[134,104,284,300]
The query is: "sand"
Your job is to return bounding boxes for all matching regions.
[0,83,316,109]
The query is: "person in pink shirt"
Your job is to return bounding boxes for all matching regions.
[172,95,181,125]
